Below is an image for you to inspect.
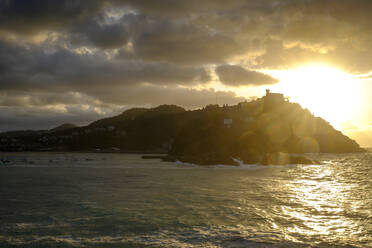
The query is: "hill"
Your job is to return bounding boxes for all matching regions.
[50,123,77,132]
[167,96,363,165]
[0,97,364,164]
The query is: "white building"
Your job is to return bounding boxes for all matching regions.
[223,118,233,128]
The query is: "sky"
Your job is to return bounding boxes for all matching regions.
[1,0,372,146]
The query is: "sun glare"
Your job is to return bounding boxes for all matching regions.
[267,65,363,129]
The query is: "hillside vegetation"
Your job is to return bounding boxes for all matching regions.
[0,96,363,165]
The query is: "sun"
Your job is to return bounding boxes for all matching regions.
[267,64,363,129]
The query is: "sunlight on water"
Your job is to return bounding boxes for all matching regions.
[280,164,367,245]
[0,152,371,247]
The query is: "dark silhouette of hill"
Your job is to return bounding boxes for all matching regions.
[0,97,364,164]
[167,97,363,165]
[49,123,77,133]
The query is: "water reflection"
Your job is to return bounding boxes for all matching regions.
[0,153,371,247]
[280,164,364,244]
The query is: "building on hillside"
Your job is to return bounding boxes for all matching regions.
[223,118,233,128]
[264,89,285,110]
[265,89,284,101]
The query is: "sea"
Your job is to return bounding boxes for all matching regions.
[0,152,371,248]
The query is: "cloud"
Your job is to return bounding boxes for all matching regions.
[341,121,358,131]
[0,40,211,94]
[253,39,372,74]
[2,0,372,131]
[0,91,104,107]
[0,0,104,35]
[216,65,279,86]
[0,105,116,131]
[119,0,248,17]
[132,20,247,65]
[344,129,372,148]
[0,86,245,131]
[69,19,130,49]
[3,0,372,72]
[96,85,245,107]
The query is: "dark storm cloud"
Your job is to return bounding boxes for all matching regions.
[132,21,246,65]
[0,40,210,94]
[1,0,372,130]
[69,19,130,49]
[0,0,104,35]
[124,0,372,72]
[120,0,275,17]
[3,0,372,70]
[216,65,279,87]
